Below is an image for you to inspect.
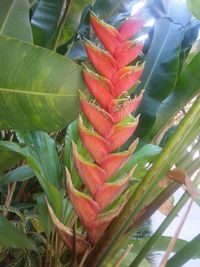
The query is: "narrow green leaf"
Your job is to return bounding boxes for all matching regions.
[130,236,189,255]
[0,213,36,250]
[187,0,200,21]
[131,174,200,266]
[0,35,86,131]
[34,193,53,237]
[0,0,33,42]
[166,234,200,267]
[63,119,79,170]
[35,173,64,220]
[0,165,35,186]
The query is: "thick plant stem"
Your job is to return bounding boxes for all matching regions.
[84,95,200,266]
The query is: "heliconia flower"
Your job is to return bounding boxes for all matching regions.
[49,11,145,253]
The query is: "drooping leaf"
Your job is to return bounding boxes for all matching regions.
[0,213,36,250]
[0,165,35,186]
[0,141,25,171]
[16,130,62,188]
[0,0,33,42]
[187,0,200,21]
[15,131,64,219]
[0,35,85,131]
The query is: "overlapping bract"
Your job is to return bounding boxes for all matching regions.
[49,12,144,251]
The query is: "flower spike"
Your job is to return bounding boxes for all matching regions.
[50,12,145,249]
[75,12,144,243]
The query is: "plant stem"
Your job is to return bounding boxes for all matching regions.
[105,181,181,264]
[159,198,193,266]
[130,171,200,266]
[3,182,16,216]
[130,191,189,266]
[113,244,133,267]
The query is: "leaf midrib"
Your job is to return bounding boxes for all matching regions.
[0,87,76,97]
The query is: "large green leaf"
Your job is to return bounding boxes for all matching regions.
[152,52,200,137]
[0,35,85,131]
[0,141,25,171]
[135,0,191,141]
[16,131,62,188]
[187,0,200,21]
[31,0,64,46]
[0,0,32,42]
[0,213,36,250]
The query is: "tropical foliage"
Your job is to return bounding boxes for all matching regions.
[0,0,200,266]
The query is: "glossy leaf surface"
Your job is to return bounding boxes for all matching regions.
[31,0,64,46]
[0,36,85,131]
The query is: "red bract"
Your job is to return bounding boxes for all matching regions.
[49,12,144,252]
